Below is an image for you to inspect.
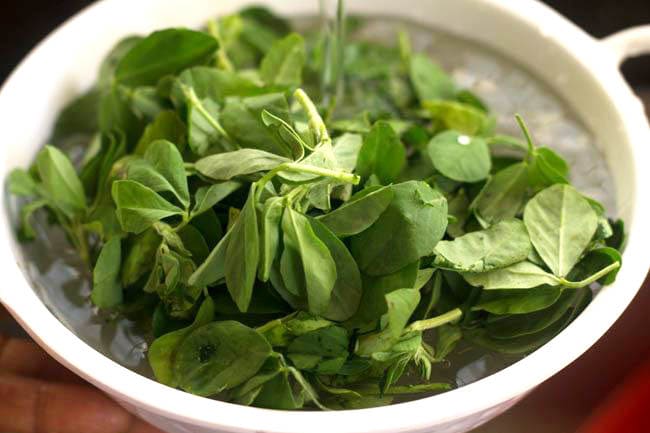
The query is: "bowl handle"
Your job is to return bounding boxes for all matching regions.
[602,25,650,66]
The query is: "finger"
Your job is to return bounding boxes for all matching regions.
[0,373,135,433]
[0,335,82,383]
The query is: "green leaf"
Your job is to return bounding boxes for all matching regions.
[144,244,203,316]
[356,121,405,184]
[128,86,166,120]
[351,181,447,276]
[310,218,362,322]
[174,321,271,396]
[112,180,184,234]
[225,185,260,311]
[149,297,215,386]
[409,54,455,102]
[434,219,532,272]
[606,219,626,251]
[486,289,578,340]
[91,238,123,308]
[18,200,47,240]
[471,162,529,227]
[446,188,470,238]
[36,145,86,218]
[51,88,100,143]
[98,86,144,146]
[191,208,223,249]
[258,197,285,282]
[281,207,337,316]
[427,130,491,183]
[528,147,570,188]
[465,308,574,355]
[98,36,143,86]
[261,109,307,160]
[434,325,462,361]
[127,161,183,204]
[346,260,420,331]
[134,111,187,155]
[185,95,231,156]
[356,288,421,356]
[115,29,219,86]
[189,229,232,287]
[252,370,303,409]
[178,224,210,264]
[523,184,598,277]
[142,140,190,208]
[472,286,562,315]
[173,66,263,106]
[260,33,306,87]
[569,246,622,286]
[7,169,38,197]
[287,326,349,374]
[276,142,339,184]
[463,261,559,290]
[121,228,161,287]
[317,185,394,237]
[191,181,242,217]
[422,100,492,136]
[230,356,284,405]
[455,89,488,112]
[221,93,293,157]
[195,148,290,181]
[333,133,363,172]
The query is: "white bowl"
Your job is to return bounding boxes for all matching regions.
[1,1,650,432]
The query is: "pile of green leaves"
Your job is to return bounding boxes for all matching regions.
[8,4,624,410]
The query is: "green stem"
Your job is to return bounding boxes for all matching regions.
[284,185,308,204]
[171,211,192,232]
[207,19,234,72]
[66,221,90,267]
[398,29,412,70]
[181,85,232,140]
[405,308,463,333]
[254,162,360,202]
[514,114,535,156]
[486,135,530,153]
[294,88,331,145]
[559,261,621,289]
[253,164,286,200]
[283,163,359,184]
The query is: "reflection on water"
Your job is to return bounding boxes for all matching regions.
[12,17,616,402]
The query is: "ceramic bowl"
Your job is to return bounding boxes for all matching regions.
[1,1,650,432]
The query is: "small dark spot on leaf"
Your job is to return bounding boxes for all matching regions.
[198,344,216,362]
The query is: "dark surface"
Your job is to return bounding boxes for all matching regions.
[0,0,649,86]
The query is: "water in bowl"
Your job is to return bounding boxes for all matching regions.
[13,16,617,404]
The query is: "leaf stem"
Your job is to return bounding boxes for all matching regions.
[514,114,535,156]
[254,162,359,202]
[283,163,360,184]
[171,212,192,232]
[294,88,331,145]
[181,85,232,141]
[71,222,91,267]
[405,308,463,333]
[207,19,235,72]
[559,261,621,289]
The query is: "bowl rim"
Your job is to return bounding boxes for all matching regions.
[1,0,650,432]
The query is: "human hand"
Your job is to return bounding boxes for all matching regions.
[0,306,165,433]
